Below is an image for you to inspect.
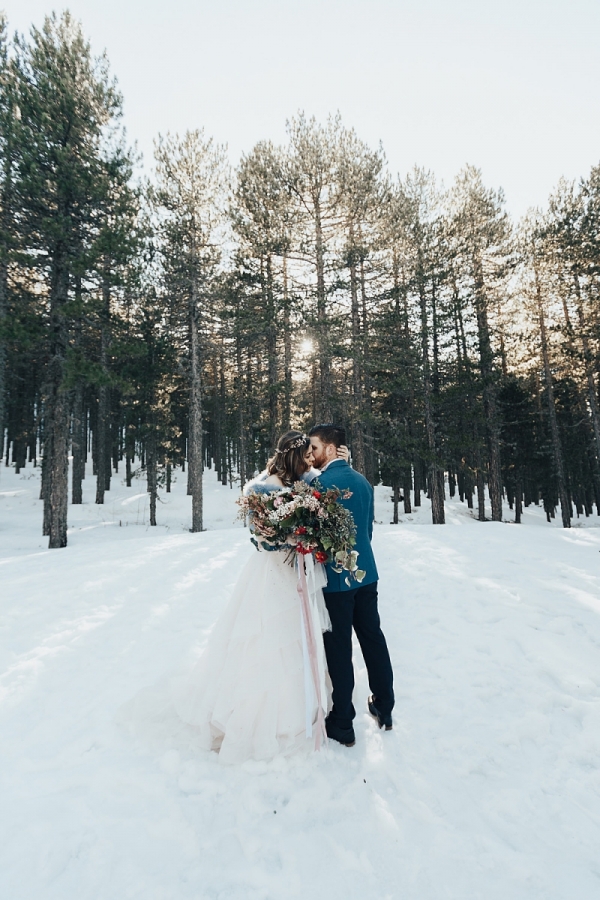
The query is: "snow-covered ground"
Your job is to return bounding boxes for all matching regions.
[1,462,600,899]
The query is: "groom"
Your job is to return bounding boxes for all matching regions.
[309,424,395,747]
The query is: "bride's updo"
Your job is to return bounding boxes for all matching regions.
[267,430,311,486]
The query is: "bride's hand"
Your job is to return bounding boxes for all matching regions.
[337,445,350,462]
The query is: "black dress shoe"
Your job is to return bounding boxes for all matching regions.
[325,717,356,747]
[368,696,393,731]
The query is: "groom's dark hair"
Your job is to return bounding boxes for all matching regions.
[309,423,346,448]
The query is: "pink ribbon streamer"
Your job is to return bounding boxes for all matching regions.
[296,553,327,750]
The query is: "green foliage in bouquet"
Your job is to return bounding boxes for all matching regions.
[237,480,366,585]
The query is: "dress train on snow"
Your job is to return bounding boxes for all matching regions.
[173,548,330,764]
[119,545,330,765]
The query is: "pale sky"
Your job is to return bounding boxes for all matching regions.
[9,0,600,217]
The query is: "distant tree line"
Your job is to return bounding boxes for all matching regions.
[1,12,599,546]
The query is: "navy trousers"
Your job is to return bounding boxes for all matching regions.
[323,581,394,730]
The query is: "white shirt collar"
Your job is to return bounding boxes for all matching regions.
[320,458,343,473]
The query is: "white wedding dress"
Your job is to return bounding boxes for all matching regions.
[120,474,331,765]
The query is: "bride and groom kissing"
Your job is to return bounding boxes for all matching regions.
[125,424,394,763]
[162,425,395,764]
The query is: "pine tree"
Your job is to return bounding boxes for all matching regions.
[519,216,571,527]
[91,145,139,505]
[15,12,124,547]
[403,169,446,523]
[286,114,345,421]
[337,128,384,481]
[153,130,229,532]
[448,167,512,522]
[0,14,18,470]
[233,141,293,450]
[374,182,420,515]
[548,180,600,477]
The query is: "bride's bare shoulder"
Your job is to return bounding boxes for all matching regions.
[263,474,284,487]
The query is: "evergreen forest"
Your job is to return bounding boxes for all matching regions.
[2,11,600,547]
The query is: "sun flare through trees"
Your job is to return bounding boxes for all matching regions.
[2,11,600,545]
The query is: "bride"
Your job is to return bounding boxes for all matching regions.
[165,430,348,765]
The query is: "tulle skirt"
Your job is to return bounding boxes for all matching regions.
[120,548,330,765]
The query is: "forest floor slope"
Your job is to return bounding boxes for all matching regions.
[1,465,600,899]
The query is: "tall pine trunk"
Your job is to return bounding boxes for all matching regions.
[95,274,111,503]
[236,327,247,493]
[418,265,444,524]
[282,254,292,431]
[265,254,278,450]
[71,279,85,504]
[314,200,332,420]
[0,96,15,474]
[0,252,6,462]
[535,265,571,528]
[403,465,412,514]
[46,253,70,548]
[189,278,203,532]
[349,227,366,475]
[147,421,157,526]
[359,255,374,483]
[573,274,600,466]
[473,254,502,521]
[392,483,399,523]
[515,473,523,524]
[71,385,85,504]
[125,424,133,487]
[219,348,227,485]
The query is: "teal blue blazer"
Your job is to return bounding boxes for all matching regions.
[310,460,378,592]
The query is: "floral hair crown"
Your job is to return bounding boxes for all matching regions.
[280,434,307,452]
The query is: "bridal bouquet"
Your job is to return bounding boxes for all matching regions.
[237,480,366,585]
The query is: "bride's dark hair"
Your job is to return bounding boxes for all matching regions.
[267,430,311,486]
